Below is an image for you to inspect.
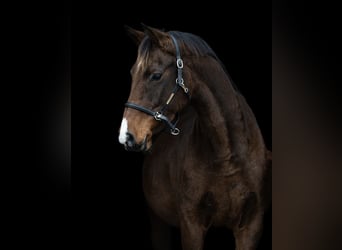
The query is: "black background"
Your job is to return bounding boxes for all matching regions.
[25,1,270,249]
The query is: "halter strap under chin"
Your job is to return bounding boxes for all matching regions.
[124,34,189,136]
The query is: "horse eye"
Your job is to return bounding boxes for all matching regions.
[150,73,162,81]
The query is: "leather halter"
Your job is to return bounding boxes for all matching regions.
[125,34,189,136]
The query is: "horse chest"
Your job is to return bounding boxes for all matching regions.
[179,169,253,226]
[142,161,180,226]
[142,157,253,228]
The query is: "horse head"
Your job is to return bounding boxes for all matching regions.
[119,25,190,152]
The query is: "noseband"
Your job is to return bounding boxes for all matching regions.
[125,34,189,136]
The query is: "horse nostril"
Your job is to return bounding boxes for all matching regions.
[126,132,136,148]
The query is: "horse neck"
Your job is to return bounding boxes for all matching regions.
[187,56,249,159]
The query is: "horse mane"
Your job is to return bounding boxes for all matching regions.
[137,30,239,92]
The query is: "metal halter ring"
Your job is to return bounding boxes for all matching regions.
[176,78,184,85]
[176,78,188,93]
[171,127,180,135]
[154,112,162,121]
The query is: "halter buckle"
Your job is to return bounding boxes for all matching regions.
[176,58,183,69]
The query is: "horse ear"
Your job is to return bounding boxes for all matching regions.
[141,23,169,48]
[125,25,145,45]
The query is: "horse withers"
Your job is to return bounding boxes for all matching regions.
[119,25,271,250]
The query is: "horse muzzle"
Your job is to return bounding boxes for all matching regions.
[124,132,148,152]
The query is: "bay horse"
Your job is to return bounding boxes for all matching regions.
[119,25,271,250]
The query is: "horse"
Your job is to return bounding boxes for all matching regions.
[118,24,271,250]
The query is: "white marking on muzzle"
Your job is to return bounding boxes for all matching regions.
[118,118,128,144]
